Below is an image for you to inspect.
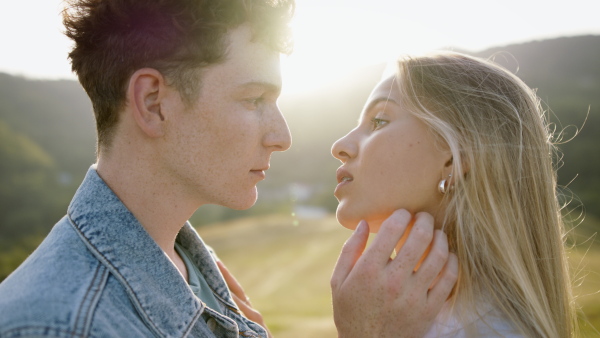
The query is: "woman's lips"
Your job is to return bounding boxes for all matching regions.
[336,167,353,184]
[335,167,354,196]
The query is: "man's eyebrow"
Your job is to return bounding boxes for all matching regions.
[238,81,281,93]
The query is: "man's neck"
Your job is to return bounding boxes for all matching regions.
[95,155,198,279]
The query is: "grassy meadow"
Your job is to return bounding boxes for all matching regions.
[198,214,600,337]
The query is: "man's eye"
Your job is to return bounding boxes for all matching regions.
[244,97,265,109]
[371,117,388,130]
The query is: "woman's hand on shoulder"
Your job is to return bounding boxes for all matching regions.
[217,260,273,338]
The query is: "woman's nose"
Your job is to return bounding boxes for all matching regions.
[331,130,358,162]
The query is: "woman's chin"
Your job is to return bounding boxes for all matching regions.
[335,199,390,233]
[336,210,384,233]
[335,208,359,231]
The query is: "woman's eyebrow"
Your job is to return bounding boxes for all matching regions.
[360,97,398,121]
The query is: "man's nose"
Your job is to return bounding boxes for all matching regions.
[263,106,292,152]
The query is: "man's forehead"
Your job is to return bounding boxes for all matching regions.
[216,26,282,89]
[200,61,281,96]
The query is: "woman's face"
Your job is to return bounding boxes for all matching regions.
[331,75,451,232]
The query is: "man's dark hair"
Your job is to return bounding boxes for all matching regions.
[63,0,294,150]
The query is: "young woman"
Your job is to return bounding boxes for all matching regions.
[331,52,577,337]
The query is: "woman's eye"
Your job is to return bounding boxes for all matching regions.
[371,117,388,130]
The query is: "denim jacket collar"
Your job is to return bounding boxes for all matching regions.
[67,167,204,337]
[67,167,266,337]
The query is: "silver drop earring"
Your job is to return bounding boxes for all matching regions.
[438,174,453,194]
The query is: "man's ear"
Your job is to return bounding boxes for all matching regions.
[127,68,167,138]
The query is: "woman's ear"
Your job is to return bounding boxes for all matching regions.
[127,68,167,138]
[441,151,454,177]
[443,151,470,186]
[444,155,453,169]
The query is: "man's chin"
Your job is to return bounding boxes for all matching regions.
[225,190,258,210]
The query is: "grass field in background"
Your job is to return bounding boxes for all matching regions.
[199,215,345,337]
[198,214,600,337]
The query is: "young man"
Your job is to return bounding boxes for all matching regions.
[0,0,457,336]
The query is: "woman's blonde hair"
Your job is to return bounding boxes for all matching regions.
[395,52,577,337]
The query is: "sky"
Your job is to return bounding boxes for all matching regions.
[1,0,599,93]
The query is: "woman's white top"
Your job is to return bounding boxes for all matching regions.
[424,301,524,337]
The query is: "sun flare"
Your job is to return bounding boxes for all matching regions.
[280,5,444,95]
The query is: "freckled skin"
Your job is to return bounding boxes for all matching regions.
[332,75,451,232]
[159,26,291,210]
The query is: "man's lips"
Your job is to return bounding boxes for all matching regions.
[250,165,269,179]
[250,169,266,180]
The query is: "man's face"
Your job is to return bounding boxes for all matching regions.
[160,25,291,209]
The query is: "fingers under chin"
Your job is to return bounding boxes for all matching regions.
[331,220,369,288]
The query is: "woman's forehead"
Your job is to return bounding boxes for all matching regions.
[368,75,398,101]
[362,75,401,113]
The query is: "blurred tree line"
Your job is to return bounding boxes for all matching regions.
[1,35,599,281]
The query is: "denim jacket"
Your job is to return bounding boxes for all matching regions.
[0,167,267,338]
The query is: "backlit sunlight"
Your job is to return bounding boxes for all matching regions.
[280,5,443,95]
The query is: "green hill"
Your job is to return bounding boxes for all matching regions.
[0,73,96,180]
[474,36,600,211]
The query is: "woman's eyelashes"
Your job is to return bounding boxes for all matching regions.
[370,116,389,130]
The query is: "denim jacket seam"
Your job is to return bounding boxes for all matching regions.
[209,287,241,315]
[180,309,203,337]
[71,261,100,336]
[72,263,109,338]
[239,326,263,337]
[220,307,264,337]
[239,328,264,338]
[200,281,263,336]
[0,326,79,338]
[66,214,167,338]
[225,305,242,315]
